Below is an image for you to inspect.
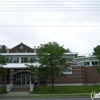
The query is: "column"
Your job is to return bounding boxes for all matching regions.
[19,57,21,63]
[89,61,92,66]
[35,75,38,83]
[10,69,14,83]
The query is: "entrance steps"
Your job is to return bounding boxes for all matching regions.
[11,85,29,92]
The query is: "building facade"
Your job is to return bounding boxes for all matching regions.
[74,56,99,66]
[0,43,80,85]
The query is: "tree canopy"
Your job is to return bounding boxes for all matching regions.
[93,45,100,61]
[93,45,100,75]
[0,55,7,78]
[27,42,71,92]
[0,55,7,65]
[0,45,6,53]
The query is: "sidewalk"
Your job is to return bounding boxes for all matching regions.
[6,92,29,96]
[0,92,90,98]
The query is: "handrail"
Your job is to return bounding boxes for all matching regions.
[6,82,13,92]
[29,81,34,92]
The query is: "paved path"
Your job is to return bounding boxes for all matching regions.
[6,92,29,96]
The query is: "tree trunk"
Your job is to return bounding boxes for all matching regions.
[51,66,54,92]
[51,75,54,92]
[0,77,2,85]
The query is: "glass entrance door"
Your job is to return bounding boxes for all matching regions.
[22,75,26,85]
[21,74,31,85]
[26,74,30,84]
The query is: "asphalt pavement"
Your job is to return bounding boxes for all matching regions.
[0,98,94,100]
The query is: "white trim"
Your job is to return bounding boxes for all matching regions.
[0,53,37,56]
[74,56,97,60]
[3,63,40,68]
[0,52,78,56]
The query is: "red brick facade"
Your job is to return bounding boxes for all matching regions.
[35,75,38,83]
[10,69,14,83]
[85,67,100,83]
[47,66,100,84]
[0,66,100,85]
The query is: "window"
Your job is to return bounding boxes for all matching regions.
[21,57,28,63]
[62,67,72,74]
[7,57,13,63]
[77,62,84,66]
[12,57,19,63]
[6,57,19,63]
[84,62,90,66]
[92,61,98,66]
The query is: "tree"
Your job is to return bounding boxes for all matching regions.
[27,42,71,92]
[93,45,100,64]
[93,45,100,84]
[0,55,7,84]
[0,55,7,65]
[0,45,6,53]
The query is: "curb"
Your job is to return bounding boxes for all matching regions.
[0,93,90,98]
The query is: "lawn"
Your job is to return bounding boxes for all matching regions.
[0,86,6,94]
[33,85,100,94]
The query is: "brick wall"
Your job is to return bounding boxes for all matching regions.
[47,66,100,84]
[47,66,86,84]
[85,67,100,83]
[0,66,100,85]
[10,69,14,83]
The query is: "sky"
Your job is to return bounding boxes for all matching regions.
[0,0,100,56]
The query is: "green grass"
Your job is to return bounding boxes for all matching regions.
[33,85,100,94]
[0,86,6,94]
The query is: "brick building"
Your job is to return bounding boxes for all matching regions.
[0,43,100,86]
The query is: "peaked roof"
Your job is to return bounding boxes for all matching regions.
[9,42,34,53]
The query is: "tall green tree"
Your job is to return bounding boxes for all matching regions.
[93,45,100,84]
[93,45,100,62]
[0,55,7,84]
[27,42,71,92]
[0,55,7,65]
[0,45,6,53]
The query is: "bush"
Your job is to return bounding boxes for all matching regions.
[34,82,38,87]
[0,86,6,94]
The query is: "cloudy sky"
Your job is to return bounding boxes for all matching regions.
[0,0,100,56]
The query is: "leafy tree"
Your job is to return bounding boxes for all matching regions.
[0,67,7,78]
[0,55,7,84]
[0,45,6,53]
[93,45,100,84]
[0,55,7,64]
[26,42,71,92]
[93,45,100,64]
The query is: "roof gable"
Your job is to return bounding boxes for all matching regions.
[9,43,34,53]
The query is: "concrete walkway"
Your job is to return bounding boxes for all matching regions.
[6,92,30,96]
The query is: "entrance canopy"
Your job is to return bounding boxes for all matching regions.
[3,63,40,68]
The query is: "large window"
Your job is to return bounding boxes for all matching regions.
[77,62,84,66]
[84,62,90,66]
[16,74,21,84]
[6,57,19,63]
[39,75,47,85]
[62,67,72,74]
[92,61,99,66]
[21,57,28,63]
